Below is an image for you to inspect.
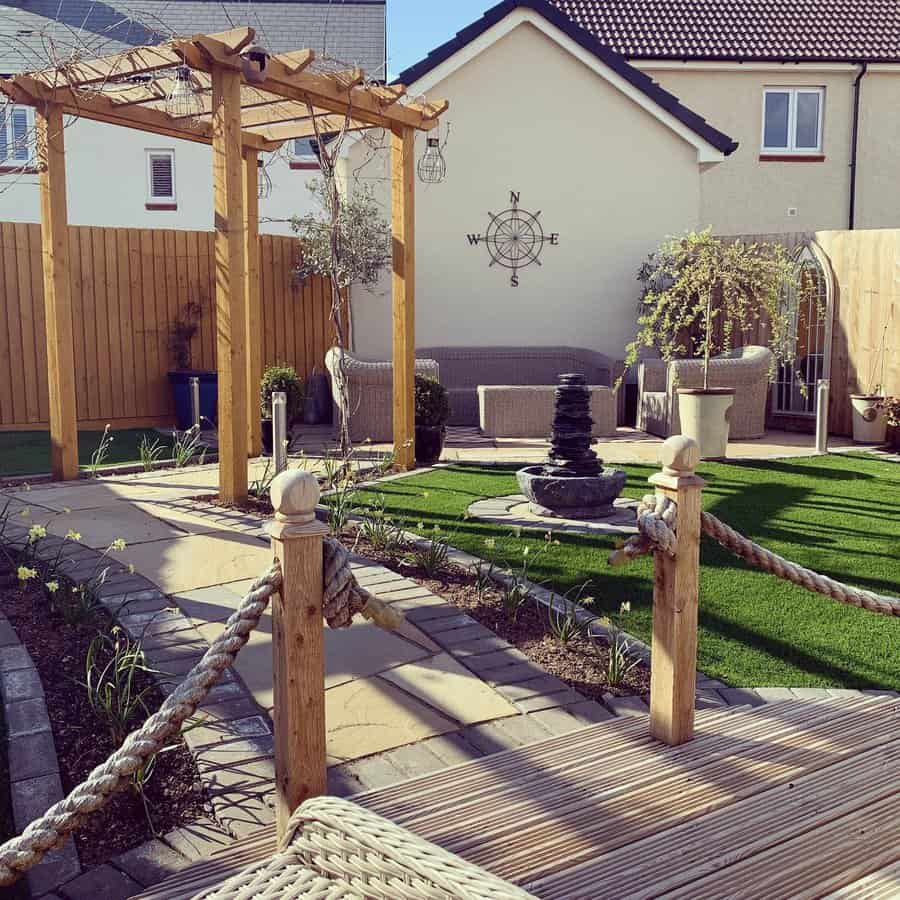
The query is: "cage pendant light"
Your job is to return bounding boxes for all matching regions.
[165,66,203,122]
[417,136,447,184]
[257,158,272,199]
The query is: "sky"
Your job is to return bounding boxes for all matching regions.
[386,0,492,78]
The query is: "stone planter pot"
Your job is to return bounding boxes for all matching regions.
[850,395,887,444]
[677,388,735,460]
[415,424,446,466]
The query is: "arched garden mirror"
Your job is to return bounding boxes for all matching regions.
[773,242,834,418]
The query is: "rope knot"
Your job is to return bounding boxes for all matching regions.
[609,493,678,566]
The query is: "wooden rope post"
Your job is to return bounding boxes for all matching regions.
[267,469,328,838]
[648,435,705,746]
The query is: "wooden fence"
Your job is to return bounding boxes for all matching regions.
[0,222,335,430]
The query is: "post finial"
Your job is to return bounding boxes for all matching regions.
[660,435,700,477]
[270,469,319,526]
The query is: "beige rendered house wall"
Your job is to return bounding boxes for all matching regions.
[349,20,707,362]
[640,64,900,235]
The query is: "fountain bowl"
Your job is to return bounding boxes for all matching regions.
[516,466,628,519]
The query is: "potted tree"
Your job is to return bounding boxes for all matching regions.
[415,375,450,466]
[260,364,304,455]
[624,230,806,458]
[167,298,217,430]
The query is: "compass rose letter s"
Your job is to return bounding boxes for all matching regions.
[467,190,559,287]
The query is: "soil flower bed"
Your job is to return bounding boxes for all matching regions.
[0,563,206,868]
[347,531,651,702]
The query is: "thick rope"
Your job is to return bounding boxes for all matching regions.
[608,493,900,618]
[701,511,900,618]
[0,538,404,887]
[323,537,403,631]
[608,494,678,566]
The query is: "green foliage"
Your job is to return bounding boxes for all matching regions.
[409,525,451,577]
[260,363,304,421]
[138,434,167,472]
[546,582,595,648]
[88,424,114,477]
[84,627,157,747]
[45,574,103,626]
[603,603,641,686]
[415,375,451,427]
[321,451,358,535]
[625,229,810,390]
[292,180,391,290]
[171,425,207,468]
[358,496,407,556]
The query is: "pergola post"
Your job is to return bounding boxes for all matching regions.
[244,149,262,458]
[211,64,249,502]
[391,125,416,471]
[36,103,79,481]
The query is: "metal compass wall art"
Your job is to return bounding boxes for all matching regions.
[467,191,559,287]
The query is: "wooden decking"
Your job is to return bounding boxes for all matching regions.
[135,696,900,899]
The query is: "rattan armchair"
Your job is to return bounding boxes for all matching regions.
[637,346,774,439]
[324,348,440,443]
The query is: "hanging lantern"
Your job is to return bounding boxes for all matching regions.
[165,66,203,122]
[241,43,270,84]
[417,136,447,184]
[257,158,272,200]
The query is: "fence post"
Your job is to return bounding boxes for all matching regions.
[273,391,288,474]
[816,379,830,454]
[266,469,328,839]
[190,376,201,430]
[648,435,705,746]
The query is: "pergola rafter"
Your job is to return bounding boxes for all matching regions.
[0,26,448,497]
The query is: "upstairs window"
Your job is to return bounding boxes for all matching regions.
[0,105,34,168]
[146,149,175,205]
[762,88,824,154]
[290,137,320,170]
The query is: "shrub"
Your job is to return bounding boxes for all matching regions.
[261,363,304,422]
[415,375,450,427]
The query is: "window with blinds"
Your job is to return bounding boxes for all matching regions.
[146,149,175,201]
[0,105,34,165]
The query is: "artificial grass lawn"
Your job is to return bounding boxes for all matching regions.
[354,454,900,690]
[0,429,176,477]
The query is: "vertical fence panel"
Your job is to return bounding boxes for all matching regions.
[0,223,335,430]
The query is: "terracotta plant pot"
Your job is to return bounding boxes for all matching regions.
[415,424,446,466]
[850,395,887,444]
[677,388,735,460]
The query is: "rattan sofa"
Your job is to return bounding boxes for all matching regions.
[416,346,623,427]
[637,345,774,439]
[324,348,439,443]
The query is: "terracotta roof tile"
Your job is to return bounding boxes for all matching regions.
[550,0,900,62]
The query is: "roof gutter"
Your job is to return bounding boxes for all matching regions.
[848,61,868,230]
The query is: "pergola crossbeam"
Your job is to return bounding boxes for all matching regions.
[0,26,447,488]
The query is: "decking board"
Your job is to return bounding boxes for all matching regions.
[130,698,900,900]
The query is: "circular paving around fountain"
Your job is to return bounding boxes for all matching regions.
[467,495,639,536]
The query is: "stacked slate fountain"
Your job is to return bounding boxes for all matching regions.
[517,373,627,518]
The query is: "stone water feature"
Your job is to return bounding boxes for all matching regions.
[516,373,627,518]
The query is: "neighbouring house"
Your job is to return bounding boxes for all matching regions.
[0,0,385,233]
[346,0,900,377]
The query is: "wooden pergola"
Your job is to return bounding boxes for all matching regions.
[0,27,447,499]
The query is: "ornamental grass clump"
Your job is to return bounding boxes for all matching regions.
[624,229,811,390]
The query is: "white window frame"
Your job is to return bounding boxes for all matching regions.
[146,148,176,202]
[761,87,825,154]
[0,104,36,167]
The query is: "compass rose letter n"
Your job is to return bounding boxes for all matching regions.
[467,190,559,287]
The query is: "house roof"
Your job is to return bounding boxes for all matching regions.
[395,0,738,156]
[0,1,386,76]
[549,0,900,63]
